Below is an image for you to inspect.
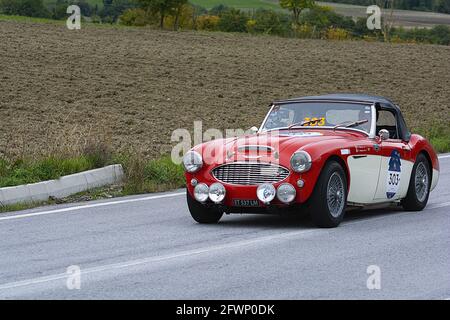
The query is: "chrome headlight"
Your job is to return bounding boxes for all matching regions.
[183,151,203,173]
[290,151,312,173]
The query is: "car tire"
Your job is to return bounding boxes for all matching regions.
[402,153,431,211]
[309,161,347,228]
[187,192,223,224]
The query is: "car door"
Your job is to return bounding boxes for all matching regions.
[346,140,382,205]
[373,110,413,201]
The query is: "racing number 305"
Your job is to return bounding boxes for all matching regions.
[388,172,400,186]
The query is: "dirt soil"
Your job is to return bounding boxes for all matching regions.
[0,21,449,158]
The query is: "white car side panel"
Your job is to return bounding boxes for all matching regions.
[347,155,381,204]
[348,154,437,205]
[374,158,414,200]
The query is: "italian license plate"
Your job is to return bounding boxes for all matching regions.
[233,199,260,207]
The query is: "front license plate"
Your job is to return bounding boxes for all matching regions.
[233,199,260,207]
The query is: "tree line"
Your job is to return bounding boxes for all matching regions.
[0,0,135,21]
[0,0,449,45]
[325,0,450,14]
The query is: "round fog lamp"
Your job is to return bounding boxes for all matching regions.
[194,183,209,202]
[277,183,296,204]
[257,183,276,204]
[209,183,226,203]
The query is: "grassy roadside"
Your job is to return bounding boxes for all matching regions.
[0,154,186,213]
[0,155,100,188]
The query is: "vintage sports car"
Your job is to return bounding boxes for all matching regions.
[183,94,439,227]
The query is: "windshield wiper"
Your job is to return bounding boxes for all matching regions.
[333,119,368,130]
[263,120,315,133]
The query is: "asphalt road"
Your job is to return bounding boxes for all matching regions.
[0,155,449,299]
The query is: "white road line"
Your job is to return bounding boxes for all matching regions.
[439,155,450,159]
[0,192,185,222]
[0,204,449,292]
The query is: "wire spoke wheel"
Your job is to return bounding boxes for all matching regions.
[327,172,345,218]
[415,162,429,203]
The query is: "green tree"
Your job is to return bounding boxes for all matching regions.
[172,0,187,30]
[136,0,186,29]
[279,0,315,25]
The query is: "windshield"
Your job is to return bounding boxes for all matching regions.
[261,102,373,134]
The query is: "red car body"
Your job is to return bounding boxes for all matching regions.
[184,94,439,225]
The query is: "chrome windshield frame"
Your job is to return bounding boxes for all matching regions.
[259,100,376,137]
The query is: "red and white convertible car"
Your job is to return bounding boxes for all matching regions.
[183,94,439,227]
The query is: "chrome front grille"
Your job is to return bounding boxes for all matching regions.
[212,162,289,186]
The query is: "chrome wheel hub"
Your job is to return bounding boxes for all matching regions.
[415,162,429,203]
[327,172,345,218]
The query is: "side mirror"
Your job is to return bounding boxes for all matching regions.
[249,126,259,134]
[379,129,389,141]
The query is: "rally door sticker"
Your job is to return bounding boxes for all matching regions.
[386,150,402,199]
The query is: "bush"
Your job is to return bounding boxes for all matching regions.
[389,34,416,44]
[196,15,220,31]
[429,25,450,45]
[119,8,149,26]
[144,156,184,187]
[325,27,350,40]
[217,8,248,33]
[82,139,112,168]
[91,14,102,23]
[121,154,184,194]
[121,153,146,194]
[249,9,290,35]
[0,0,50,18]
[293,23,318,39]
[301,5,355,31]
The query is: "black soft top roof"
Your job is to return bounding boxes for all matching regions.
[273,93,400,112]
[273,93,410,140]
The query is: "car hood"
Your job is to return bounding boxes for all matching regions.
[197,130,355,166]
